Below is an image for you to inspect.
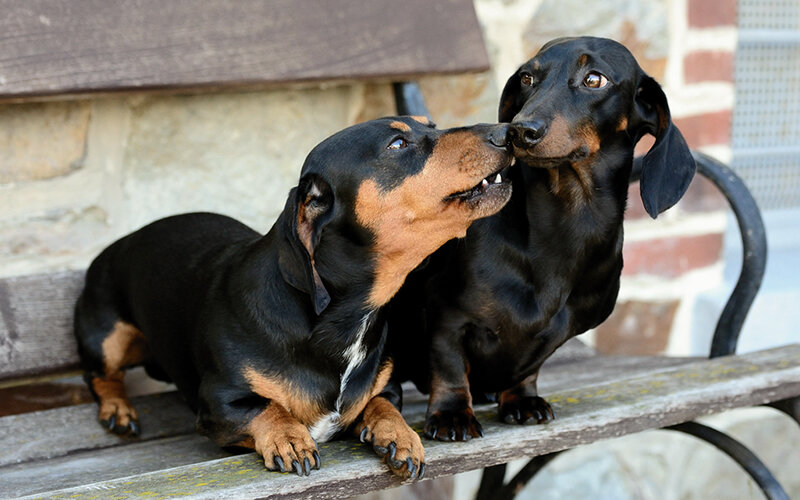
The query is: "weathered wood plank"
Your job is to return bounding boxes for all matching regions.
[0,0,489,101]
[0,344,689,467]
[2,345,797,500]
[0,270,84,380]
[0,392,194,467]
[0,258,594,382]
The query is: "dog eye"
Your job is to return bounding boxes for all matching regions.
[583,72,609,89]
[520,72,534,87]
[387,137,408,150]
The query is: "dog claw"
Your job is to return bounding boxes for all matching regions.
[291,459,303,476]
[303,457,311,475]
[273,456,286,473]
[359,427,369,443]
[107,415,117,431]
[129,420,141,437]
[419,462,426,479]
[313,450,321,469]
[406,458,417,478]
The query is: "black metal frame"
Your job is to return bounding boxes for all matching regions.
[391,82,794,499]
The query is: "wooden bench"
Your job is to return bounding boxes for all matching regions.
[1,2,798,499]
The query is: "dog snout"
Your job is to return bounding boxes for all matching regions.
[486,123,511,149]
[508,120,547,149]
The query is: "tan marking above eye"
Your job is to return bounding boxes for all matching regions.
[410,115,431,125]
[390,120,412,132]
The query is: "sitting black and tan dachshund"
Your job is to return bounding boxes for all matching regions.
[387,37,696,440]
[73,116,513,477]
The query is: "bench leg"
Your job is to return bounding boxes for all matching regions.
[667,421,789,500]
[768,396,800,426]
[475,452,561,500]
[475,420,790,500]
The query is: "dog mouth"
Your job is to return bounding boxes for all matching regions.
[512,145,591,167]
[445,158,515,204]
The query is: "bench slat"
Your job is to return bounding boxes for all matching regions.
[0,0,489,101]
[3,345,798,499]
[0,270,84,381]
[0,344,690,467]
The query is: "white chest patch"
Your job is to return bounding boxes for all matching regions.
[309,311,374,443]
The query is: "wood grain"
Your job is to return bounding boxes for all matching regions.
[0,270,84,381]
[0,0,489,101]
[1,345,798,499]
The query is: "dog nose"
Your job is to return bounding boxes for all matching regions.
[508,120,547,148]
[487,123,510,148]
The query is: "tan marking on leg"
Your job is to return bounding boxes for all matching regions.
[243,366,324,427]
[340,359,394,426]
[94,321,147,432]
[617,116,629,132]
[242,401,318,471]
[356,396,425,478]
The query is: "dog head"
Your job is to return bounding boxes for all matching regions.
[280,116,513,313]
[499,36,695,217]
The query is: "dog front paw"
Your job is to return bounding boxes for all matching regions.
[424,407,484,441]
[498,395,554,425]
[249,405,320,476]
[357,397,426,479]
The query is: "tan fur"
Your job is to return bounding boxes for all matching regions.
[243,367,324,426]
[92,321,147,427]
[356,130,506,307]
[241,401,317,467]
[390,120,412,132]
[617,116,629,132]
[356,396,425,477]
[410,115,432,125]
[244,359,394,429]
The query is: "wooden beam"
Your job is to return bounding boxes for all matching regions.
[0,0,489,101]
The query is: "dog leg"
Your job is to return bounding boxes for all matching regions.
[424,372,484,441]
[497,371,555,425]
[244,402,321,476]
[355,395,425,479]
[88,321,147,436]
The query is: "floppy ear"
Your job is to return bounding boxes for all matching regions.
[279,173,334,315]
[498,67,523,123]
[633,75,696,219]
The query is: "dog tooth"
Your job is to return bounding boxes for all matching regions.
[510,157,516,166]
[481,179,489,188]
[494,173,502,184]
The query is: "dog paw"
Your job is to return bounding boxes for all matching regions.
[255,419,320,476]
[98,398,140,436]
[424,407,484,441]
[498,395,554,425]
[358,398,426,479]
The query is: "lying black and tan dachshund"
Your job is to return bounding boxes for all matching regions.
[73,116,513,477]
[387,36,696,440]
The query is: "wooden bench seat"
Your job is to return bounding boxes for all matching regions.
[2,344,797,499]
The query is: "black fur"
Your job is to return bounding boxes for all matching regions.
[388,37,696,440]
[73,116,513,476]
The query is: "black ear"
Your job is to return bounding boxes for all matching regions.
[633,75,696,219]
[498,66,523,123]
[279,173,334,315]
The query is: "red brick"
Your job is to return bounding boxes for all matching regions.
[673,110,731,149]
[688,0,736,27]
[595,300,679,355]
[684,51,734,83]
[622,232,723,278]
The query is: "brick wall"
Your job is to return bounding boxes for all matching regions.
[593,0,737,356]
